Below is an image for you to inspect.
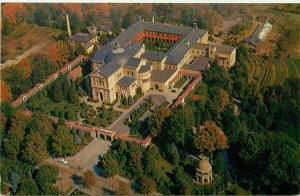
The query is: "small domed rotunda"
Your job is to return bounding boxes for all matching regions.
[196,155,213,184]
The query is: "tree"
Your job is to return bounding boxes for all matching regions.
[153,4,175,23]
[10,172,20,194]
[149,107,171,137]
[111,18,122,38]
[115,181,130,195]
[2,111,30,160]
[2,16,15,36]
[34,7,50,26]
[180,6,196,26]
[202,11,223,34]
[22,131,48,165]
[128,142,144,178]
[122,97,128,106]
[99,34,109,45]
[172,166,194,195]
[26,113,54,141]
[122,6,136,28]
[143,145,160,178]
[56,41,70,66]
[81,170,96,188]
[30,66,46,86]
[194,121,228,153]
[165,105,194,145]
[236,131,300,194]
[50,81,63,102]
[99,151,120,177]
[74,134,81,145]
[214,152,226,174]
[203,61,232,94]
[16,58,32,78]
[36,165,59,189]
[51,125,76,157]
[237,130,266,164]
[217,88,229,110]
[139,176,157,194]
[67,84,79,103]
[168,143,180,165]
[74,42,86,56]
[17,177,39,195]
[128,96,134,105]
[0,80,12,102]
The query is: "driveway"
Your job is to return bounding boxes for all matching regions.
[65,138,111,172]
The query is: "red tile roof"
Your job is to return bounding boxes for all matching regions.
[172,72,201,107]
[69,66,82,80]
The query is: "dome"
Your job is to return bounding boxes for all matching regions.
[198,159,212,172]
[104,51,129,66]
[104,41,129,66]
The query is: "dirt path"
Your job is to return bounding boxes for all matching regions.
[0,43,47,70]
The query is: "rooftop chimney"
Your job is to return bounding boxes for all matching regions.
[66,14,71,37]
[193,22,198,29]
[152,16,155,23]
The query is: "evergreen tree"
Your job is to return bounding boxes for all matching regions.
[10,172,20,194]
[17,177,39,195]
[51,125,76,157]
[22,131,48,165]
[67,84,79,104]
[36,165,59,189]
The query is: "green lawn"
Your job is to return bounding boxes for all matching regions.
[174,77,188,88]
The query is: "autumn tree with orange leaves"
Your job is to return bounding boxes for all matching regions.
[0,80,12,103]
[16,58,32,78]
[217,88,229,110]
[47,41,70,69]
[149,107,171,137]
[194,120,228,153]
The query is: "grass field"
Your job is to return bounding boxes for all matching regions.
[2,22,61,62]
[246,55,300,89]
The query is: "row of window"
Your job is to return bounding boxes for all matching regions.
[191,50,205,55]
[94,78,106,86]
[142,78,150,83]
[144,31,180,38]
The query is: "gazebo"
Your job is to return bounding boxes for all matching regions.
[196,155,213,184]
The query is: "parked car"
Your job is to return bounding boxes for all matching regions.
[58,159,68,164]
